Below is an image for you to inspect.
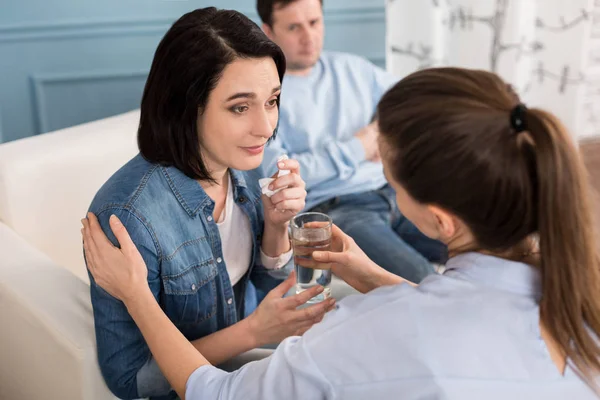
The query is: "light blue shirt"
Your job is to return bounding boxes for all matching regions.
[186,253,597,399]
[262,51,398,210]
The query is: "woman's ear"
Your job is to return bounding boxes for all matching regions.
[427,205,457,240]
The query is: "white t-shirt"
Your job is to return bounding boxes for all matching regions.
[217,177,292,286]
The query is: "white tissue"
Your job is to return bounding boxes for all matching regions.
[259,155,290,197]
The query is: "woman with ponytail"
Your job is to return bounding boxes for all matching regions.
[81,67,600,399]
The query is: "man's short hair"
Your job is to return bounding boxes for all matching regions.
[256,0,323,27]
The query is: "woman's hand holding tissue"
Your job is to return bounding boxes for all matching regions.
[261,157,307,228]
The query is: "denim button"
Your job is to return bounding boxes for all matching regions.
[238,196,246,203]
[227,298,233,305]
[191,284,196,291]
[207,215,213,222]
[217,257,223,263]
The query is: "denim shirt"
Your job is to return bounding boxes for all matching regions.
[86,154,290,400]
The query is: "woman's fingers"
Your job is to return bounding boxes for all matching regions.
[294,255,332,270]
[86,212,114,248]
[303,221,330,229]
[272,199,306,212]
[294,326,311,336]
[269,170,305,191]
[291,298,337,336]
[312,250,350,266]
[329,223,351,245]
[290,297,336,323]
[283,284,325,308]
[269,187,306,205]
[81,227,94,271]
[267,271,297,299]
[277,158,300,176]
[81,218,94,249]
[81,219,98,270]
[108,214,137,255]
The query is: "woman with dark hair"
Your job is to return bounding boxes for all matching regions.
[84,7,334,400]
[84,66,600,399]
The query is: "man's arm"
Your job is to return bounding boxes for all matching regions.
[263,134,366,189]
[370,62,400,108]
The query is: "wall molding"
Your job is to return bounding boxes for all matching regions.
[0,6,384,43]
[2,4,386,141]
[323,7,385,24]
[30,70,148,134]
[0,18,173,42]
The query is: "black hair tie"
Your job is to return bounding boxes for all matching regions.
[510,104,528,133]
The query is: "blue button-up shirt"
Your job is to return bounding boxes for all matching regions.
[186,253,597,399]
[87,154,290,399]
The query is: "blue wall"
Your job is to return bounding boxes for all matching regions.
[0,0,385,143]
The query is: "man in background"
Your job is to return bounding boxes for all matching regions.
[257,0,447,283]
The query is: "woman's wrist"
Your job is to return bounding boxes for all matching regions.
[123,285,156,318]
[261,221,291,257]
[244,313,265,348]
[371,266,411,290]
[337,261,406,294]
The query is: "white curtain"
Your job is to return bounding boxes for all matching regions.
[386,0,599,140]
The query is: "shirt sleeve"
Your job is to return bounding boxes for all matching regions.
[185,336,333,400]
[260,247,294,270]
[367,62,400,121]
[371,63,400,104]
[263,129,366,189]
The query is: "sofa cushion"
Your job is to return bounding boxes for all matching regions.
[0,110,140,283]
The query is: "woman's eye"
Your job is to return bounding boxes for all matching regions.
[231,106,249,114]
[267,99,278,107]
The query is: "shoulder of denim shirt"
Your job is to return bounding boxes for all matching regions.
[87,155,265,224]
[86,154,163,251]
[88,154,160,211]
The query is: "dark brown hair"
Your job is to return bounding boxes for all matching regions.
[257,0,323,27]
[378,67,600,383]
[138,7,286,181]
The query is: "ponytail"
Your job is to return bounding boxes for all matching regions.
[377,67,600,381]
[527,108,600,381]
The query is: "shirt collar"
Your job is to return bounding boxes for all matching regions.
[161,167,248,218]
[283,54,324,85]
[444,252,542,300]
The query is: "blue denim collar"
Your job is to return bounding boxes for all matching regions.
[161,166,249,217]
[229,168,248,190]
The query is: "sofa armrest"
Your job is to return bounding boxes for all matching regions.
[0,221,116,400]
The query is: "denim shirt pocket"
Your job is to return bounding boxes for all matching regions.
[161,258,218,325]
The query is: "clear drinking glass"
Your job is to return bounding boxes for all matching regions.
[291,212,333,303]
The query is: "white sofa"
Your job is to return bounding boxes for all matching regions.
[0,111,140,399]
[0,110,358,399]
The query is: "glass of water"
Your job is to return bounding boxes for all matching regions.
[291,212,333,303]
